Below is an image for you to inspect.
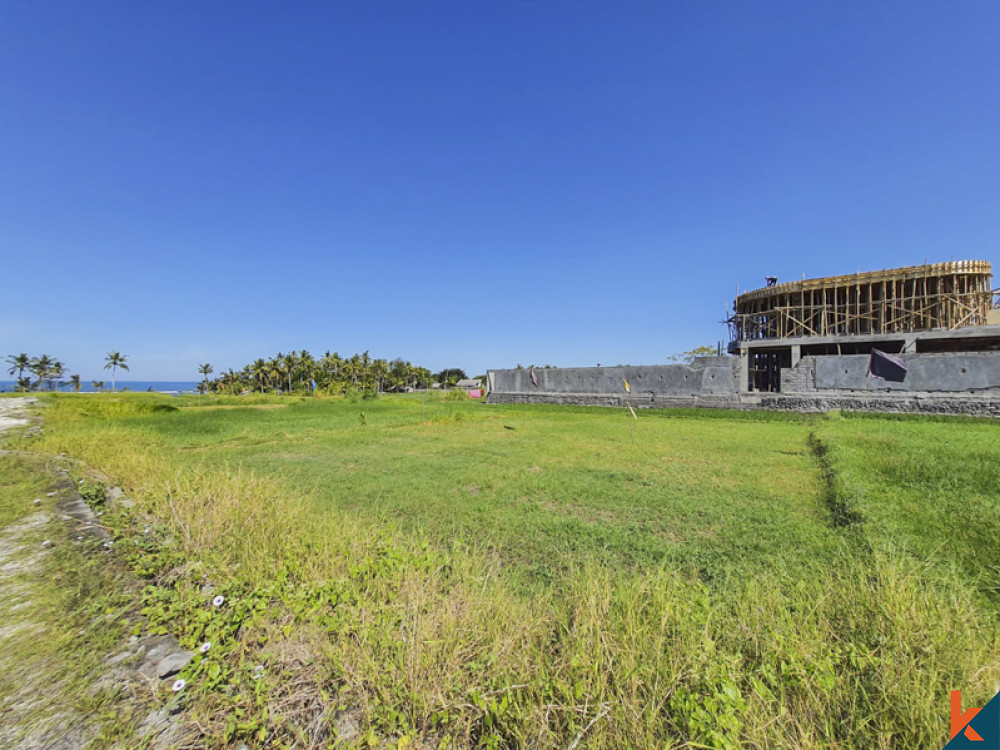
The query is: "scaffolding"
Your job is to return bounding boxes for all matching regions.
[729,261,996,343]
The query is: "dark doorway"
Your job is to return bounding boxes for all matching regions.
[748,349,791,392]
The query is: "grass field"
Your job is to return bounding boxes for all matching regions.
[6,392,1000,749]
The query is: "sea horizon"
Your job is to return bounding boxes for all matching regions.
[0,380,201,394]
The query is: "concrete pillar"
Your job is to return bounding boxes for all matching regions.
[791,345,802,367]
[737,352,749,393]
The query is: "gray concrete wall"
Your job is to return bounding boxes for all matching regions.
[488,357,738,399]
[486,353,1000,416]
[783,352,1000,393]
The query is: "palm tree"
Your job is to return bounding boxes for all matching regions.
[361,350,371,390]
[104,351,129,392]
[6,353,30,383]
[91,380,105,393]
[249,359,268,393]
[29,355,53,390]
[282,352,296,393]
[47,360,66,392]
[69,374,82,393]
[198,363,213,394]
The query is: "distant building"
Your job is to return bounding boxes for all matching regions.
[454,378,483,390]
[486,260,1000,416]
[728,261,999,392]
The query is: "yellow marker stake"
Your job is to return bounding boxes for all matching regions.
[623,377,630,393]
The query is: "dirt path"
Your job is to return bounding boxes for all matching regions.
[0,397,199,749]
[0,396,36,432]
[0,397,90,748]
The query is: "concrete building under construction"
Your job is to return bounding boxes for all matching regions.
[487,261,1000,416]
[729,260,1000,394]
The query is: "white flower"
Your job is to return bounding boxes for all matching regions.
[199,642,211,653]
[172,679,186,692]
[212,595,225,608]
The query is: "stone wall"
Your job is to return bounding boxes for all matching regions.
[487,357,738,400]
[486,352,1000,416]
[781,352,1000,394]
[760,392,1000,417]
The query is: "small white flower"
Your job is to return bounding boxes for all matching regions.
[199,642,211,654]
[172,679,186,692]
[212,595,225,608]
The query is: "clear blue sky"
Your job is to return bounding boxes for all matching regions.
[3,2,998,380]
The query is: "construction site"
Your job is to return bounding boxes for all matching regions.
[487,261,1000,416]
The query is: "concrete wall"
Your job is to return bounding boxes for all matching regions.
[488,357,738,400]
[782,352,1000,393]
[486,353,1000,416]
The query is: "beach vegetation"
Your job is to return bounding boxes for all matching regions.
[206,350,435,396]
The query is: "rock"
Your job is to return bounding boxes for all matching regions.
[335,711,361,741]
[156,651,194,679]
[41,540,53,548]
[107,486,134,508]
[107,650,134,666]
[136,636,184,679]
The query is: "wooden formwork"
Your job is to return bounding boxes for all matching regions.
[730,261,996,343]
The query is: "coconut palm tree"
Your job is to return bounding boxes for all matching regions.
[249,359,268,393]
[29,355,53,390]
[6,353,30,384]
[104,351,129,392]
[69,374,82,393]
[48,360,66,392]
[198,363,213,393]
[91,380,105,393]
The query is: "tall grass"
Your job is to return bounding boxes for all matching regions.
[14,394,1000,748]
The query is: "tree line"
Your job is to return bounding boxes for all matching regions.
[6,348,469,396]
[201,351,467,395]
[4,351,129,392]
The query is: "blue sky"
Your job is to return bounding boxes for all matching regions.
[2,2,998,380]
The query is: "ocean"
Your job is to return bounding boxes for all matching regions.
[0,381,201,395]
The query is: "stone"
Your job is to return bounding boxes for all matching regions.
[335,711,361,741]
[155,651,194,679]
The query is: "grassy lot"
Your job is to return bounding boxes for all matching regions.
[8,392,1000,749]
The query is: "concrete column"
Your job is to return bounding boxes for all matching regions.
[737,352,749,393]
[791,345,802,367]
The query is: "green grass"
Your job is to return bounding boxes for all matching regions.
[9,391,1000,749]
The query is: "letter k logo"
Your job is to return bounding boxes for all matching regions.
[953,690,985,742]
